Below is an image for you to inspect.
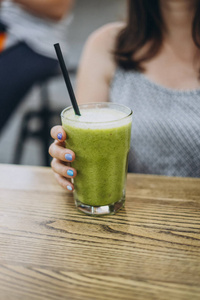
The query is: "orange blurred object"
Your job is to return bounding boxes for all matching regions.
[0,32,6,52]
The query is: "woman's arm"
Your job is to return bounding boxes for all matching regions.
[12,0,74,21]
[49,23,123,191]
[76,23,120,104]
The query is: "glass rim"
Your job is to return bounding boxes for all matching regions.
[61,102,133,124]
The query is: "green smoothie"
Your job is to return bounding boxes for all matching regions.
[61,103,132,213]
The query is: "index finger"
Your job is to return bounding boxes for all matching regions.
[50,125,67,142]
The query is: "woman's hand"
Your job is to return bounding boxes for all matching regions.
[49,125,77,191]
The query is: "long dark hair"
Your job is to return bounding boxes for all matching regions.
[114,0,200,71]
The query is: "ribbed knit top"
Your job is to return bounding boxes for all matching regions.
[110,68,200,177]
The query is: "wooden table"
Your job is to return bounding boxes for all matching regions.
[0,164,200,300]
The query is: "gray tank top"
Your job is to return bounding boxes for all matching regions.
[110,68,200,177]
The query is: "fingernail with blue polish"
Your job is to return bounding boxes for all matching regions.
[57,133,62,140]
[65,153,72,161]
[67,185,73,191]
[67,169,74,177]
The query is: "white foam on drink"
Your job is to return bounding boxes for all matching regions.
[63,108,132,129]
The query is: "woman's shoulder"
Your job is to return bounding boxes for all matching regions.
[77,22,125,95]
[85,22,125,53]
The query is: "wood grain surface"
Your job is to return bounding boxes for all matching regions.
[0,164,200,300]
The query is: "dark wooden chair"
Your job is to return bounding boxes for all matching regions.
[13,67,76,166]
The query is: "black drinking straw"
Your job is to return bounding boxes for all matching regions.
[54,43,81,116]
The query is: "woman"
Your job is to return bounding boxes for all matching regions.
[49,0,200,191]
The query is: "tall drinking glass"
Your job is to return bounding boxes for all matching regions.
[61,102,132,215]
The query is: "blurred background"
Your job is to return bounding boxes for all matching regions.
[0,0,125,166]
